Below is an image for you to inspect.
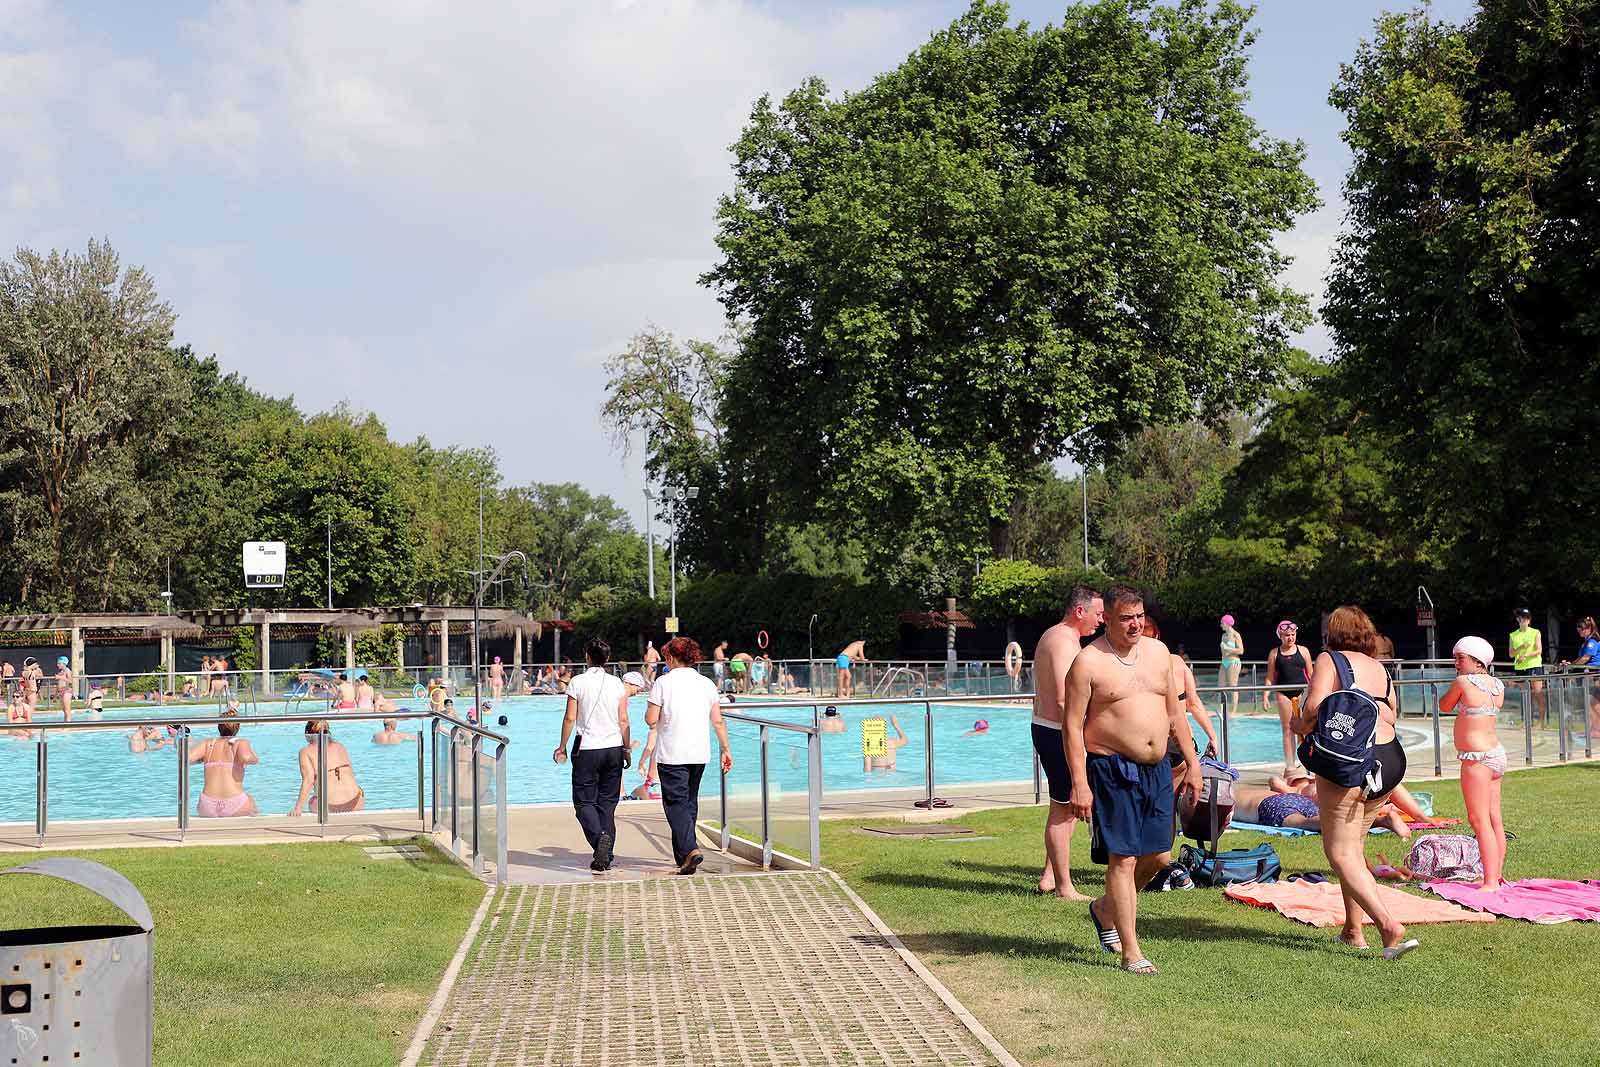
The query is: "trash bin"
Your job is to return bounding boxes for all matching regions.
[1,858,154,1065]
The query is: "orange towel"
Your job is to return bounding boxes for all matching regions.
[1225,879,1496,927]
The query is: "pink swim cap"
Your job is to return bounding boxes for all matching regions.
[974,719,989,731]
[1220,614,1235,627]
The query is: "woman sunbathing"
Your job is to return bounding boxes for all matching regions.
[1237,779,1419,836]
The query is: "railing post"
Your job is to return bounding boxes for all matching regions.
[316,726,329,835]
[1430,692,1443,778]
[923,701,935,807]
[720,755,730,853]
[35,733,47,845]
[177,727,190,841]
[416,726,426,825]
[1220,699,1231,765]
[495,741,508,886]
[1524,680,1535,766]
[1585,685,1593,760]
[808,710,822,871]
[759,725,771,869]
[471,735,483,874]
[450,727,462,854]
[1032,751,1041,805]
[431,720,441,828]
[1558,680,1569,762]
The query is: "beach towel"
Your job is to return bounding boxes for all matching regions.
[1227,820,1389,838]
[1427,879,1600,924]
[1406,818,1460,830]
[1224,879,1495,927]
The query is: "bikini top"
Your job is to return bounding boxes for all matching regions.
[1458,673,1503,716]
[204,739,240,767]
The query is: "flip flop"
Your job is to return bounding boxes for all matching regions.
[1382,938,1421,961]
[1122,958,1159,975]
[1089,899,1120,954]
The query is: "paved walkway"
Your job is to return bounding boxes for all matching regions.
[499,804,757,883]
[417,871,1005,1067]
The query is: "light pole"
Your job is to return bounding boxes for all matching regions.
[326,515,333,609]
[668,485,699,622]
[644,487,657,600]
[808,613,819,687]
[1081,463,1090,569]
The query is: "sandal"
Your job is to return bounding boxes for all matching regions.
[1382,938,1421,961]
[1089,899,1120,954]
[1122,958,1159,975]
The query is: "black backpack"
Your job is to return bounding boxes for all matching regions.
[1296,651,1381,790]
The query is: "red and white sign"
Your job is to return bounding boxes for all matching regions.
[1416,608,1436,628]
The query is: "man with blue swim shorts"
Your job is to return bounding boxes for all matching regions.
[1065,585,1201,976]
[836,639,864,698]
[1031,585,1103,900]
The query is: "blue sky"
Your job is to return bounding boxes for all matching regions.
[2,0,1476,523]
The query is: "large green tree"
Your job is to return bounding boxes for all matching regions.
[705,0,1318,565]
[0,240,185,609]
[1323,0,1599,604]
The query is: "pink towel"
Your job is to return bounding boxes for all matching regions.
[1427,879,1600,924]
[1406,818,1461,830]
[1225,879,1495,927]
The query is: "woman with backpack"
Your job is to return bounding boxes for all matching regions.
[1292,605,1419,960]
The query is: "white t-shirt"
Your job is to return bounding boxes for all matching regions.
[567,668,626,750]
[648,666,719,765]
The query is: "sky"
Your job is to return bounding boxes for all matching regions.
[2,0,1479,529]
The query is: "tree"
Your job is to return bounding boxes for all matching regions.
[704,0,1318,566]
[1323,1,1600,604]
[504,483,650,617]
[0,240,185,609]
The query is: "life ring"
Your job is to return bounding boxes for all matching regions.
[413,684,427,700]
[1004,642,1024,678]
[757,629,770,650]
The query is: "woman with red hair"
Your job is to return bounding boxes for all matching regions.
[645,637,734,874]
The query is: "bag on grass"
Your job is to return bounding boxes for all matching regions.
[1179,756,1238,847]
[1405,835,1482,881]
[1180,842,1281,887]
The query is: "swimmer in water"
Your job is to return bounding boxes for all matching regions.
[372,718,416,745]
[962,719,991,737]
[820,706,846,733]
[863,713,909,771]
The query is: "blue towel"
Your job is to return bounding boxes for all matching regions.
[1228,820,1390,838]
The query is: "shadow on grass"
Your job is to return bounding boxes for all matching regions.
[880,914,1320,965]
[862,869,1106,898]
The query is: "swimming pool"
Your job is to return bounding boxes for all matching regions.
[0,698,1295,824]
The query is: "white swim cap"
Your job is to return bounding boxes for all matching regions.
[622,671,647,688]
[1452,636,1495,670]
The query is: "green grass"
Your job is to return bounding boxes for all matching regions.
[2,837,483,1066]
[823,763,1600,1067]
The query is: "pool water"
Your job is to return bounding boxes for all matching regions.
[0,698,1292,824]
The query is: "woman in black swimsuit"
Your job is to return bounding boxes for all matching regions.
[1294,605,1417,959]
[1266,620,1313,777]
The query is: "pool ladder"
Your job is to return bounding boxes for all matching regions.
[872,666,926,697]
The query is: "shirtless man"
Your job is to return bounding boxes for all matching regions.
[819,706,846,733]
[1032,585,1104,899]
[372,718,415,744]
[836,640,865,698]
[334,672,357,709]
[1065,585,1201,975]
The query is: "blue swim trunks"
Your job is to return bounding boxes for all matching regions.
[835,654,852,670]
[1086,751,1174,860]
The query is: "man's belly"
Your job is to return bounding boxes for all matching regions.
[1084,703,1169,764]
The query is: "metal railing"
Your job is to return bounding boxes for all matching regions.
[714,706,822,870]
[13,708,511,885]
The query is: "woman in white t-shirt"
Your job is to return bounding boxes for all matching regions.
[555,638,631,873]
[646,637,733,875]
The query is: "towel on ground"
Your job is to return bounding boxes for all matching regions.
[1427,879,1600,924]
[1406,818,1461,830]
[1225,879,1495,927]
[1227,820,1388,838]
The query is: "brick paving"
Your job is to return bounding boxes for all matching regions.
[421,871,1000,1067]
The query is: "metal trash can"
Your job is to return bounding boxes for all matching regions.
[1,858,154,1065]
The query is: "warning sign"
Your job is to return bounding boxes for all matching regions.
[1416,608,1436,628]
[861,718,887,758]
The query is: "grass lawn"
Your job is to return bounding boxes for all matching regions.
[824,763,1600,1067]
[2,836,483,1066]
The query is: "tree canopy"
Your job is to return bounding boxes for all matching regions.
[704,0,1318,565]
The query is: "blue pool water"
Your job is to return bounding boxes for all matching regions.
[0,697,1291,824]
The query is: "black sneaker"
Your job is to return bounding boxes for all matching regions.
[593,832,614,873]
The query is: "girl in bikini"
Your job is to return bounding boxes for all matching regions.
[1440,635,1507,891]
[190,708,259,817]
[289,720,366,815]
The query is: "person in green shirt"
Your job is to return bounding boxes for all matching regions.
[1509,607,1546,726]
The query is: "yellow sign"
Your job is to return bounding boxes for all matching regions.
[861,718,887,758]
[664,616,679,634]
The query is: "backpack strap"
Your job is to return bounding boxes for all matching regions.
[1329,650,1355,690]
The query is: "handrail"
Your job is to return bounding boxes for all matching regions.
[18,707,511,885]
[717,707,822,871]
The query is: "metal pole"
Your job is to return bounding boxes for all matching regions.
[1033,751,1041,805]
[720,754,730,852]
[1524,680,1535,766]
[416,728,426,824]
[471,735,483,874]
[808,707,822,871]
[1558,682,1569,762]
[177,727,190,841]
[450,727,461,853]
[316,727,329,833]
[326,515,333,610]
[923,701,935,807]
[473,488,483,729]
[1430,687,1443,777]
[495,742,509,886]
[35,734,47,844]
[759,725,771,869]
[669,496,677,621]
[645,488,656,600]
[431,721,441,828]
[1081,462,1089,567]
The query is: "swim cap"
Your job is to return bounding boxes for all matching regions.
[1453,636,1495,670]
[974,719,989,731]
[1220,614,1235,628]
[824,705,839,717]
[622,671,647,688]
[56,656,67,666]
[497,715,508,727]
[1276,620,1298,636]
